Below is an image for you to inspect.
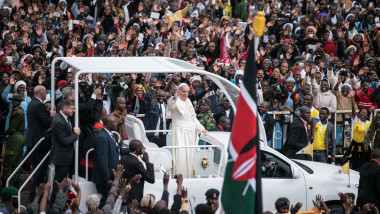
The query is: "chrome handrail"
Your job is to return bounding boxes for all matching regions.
[17,151,50,213]
[149,145,225,177]
[85,148,94,181]
[7,137,45,187]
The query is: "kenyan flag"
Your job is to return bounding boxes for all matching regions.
[221,34,262,214]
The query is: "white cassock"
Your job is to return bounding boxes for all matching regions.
[167,97,205,178]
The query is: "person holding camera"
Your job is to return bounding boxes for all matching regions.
[97,73,123,114]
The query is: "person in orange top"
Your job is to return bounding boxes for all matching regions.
[56,0,73,30]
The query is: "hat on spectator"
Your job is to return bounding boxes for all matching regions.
[31,44,43,55]
[294,27,301,34]
[21,54,33,64]
[342,83,352,90]
[57,80,67,88]
[366,57,377,66]
[205,188,220,198]
[345,13,355,22]
[347,45,357,52]
[306,26,317,34]
[133,23,140,30]
[190,75,202,84]
[93,122,103,129]
[234,70,244,80]
[2,30,13,40]
[283,23,293,32]
[317,13,328,20]
[165,74,173,82]
[200,98,211,106]
[14,81,27,96]
[9,94,24,101]
[141,194,155,208]
[275,197,290,208]
[1,186,18,197]
[285,77,295,83]
[86,194,100,208]
[83,34,93,43]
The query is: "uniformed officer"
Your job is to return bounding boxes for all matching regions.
[0,186,18,214]
[197,98,216,131]
[205,188,220,212]
[2,94,25,189]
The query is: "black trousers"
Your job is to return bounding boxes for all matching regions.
[51,165,70,204]
[149,135,166,148]
[351,151,369,171]
[96,183,110,208]
[29,150,50,202]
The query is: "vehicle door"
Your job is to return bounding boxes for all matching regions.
[261,150,307,212]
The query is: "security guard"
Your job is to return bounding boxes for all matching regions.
[2,94,25,189]
[205,188,220,212]
[0,186,18,213]
[197,98,216,131]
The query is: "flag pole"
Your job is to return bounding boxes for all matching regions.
[347,161,350,187]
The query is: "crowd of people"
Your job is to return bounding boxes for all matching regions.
[0,0,379,212]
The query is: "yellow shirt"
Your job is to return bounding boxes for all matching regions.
[310,107,319,119]
[166,5,191,27]
[313,123,327,150]
[352,119,371,143]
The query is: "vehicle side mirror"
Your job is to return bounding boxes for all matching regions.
[292,167,302,179]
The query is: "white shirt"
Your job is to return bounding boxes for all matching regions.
[155,103,167,136]
[225,109,230,117]
[60,111,71,128]
[102,84,112,114]
[104,127,115,141]
[300,117,310,143]
[317,121,328,132]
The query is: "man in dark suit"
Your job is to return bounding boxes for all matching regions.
[356,148,380,209]
[93,115,122,207]
[25,85,56,202]
[51,99,80,183]
[213,97,235,131]
[282,106,313,160]
[143,82,169,147]
[120,139,155,205]
[258,101,275,142]
[57,86,103,142]
[210,116,231,132]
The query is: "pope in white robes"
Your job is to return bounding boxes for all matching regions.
[167,83,208,177]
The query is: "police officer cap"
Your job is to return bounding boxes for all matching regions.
[1,186,18,197]
[200,98,211,106]
[275,197,290,208]
[205,188,220,198]
[9,94,24,101]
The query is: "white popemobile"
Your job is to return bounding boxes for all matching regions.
[9,57,359,213]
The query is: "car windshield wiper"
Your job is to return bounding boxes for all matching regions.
[292,160,314,174]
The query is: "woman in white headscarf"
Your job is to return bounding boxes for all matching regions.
[1,78,31,131]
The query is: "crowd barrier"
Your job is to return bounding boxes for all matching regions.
[266,109,380,153]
